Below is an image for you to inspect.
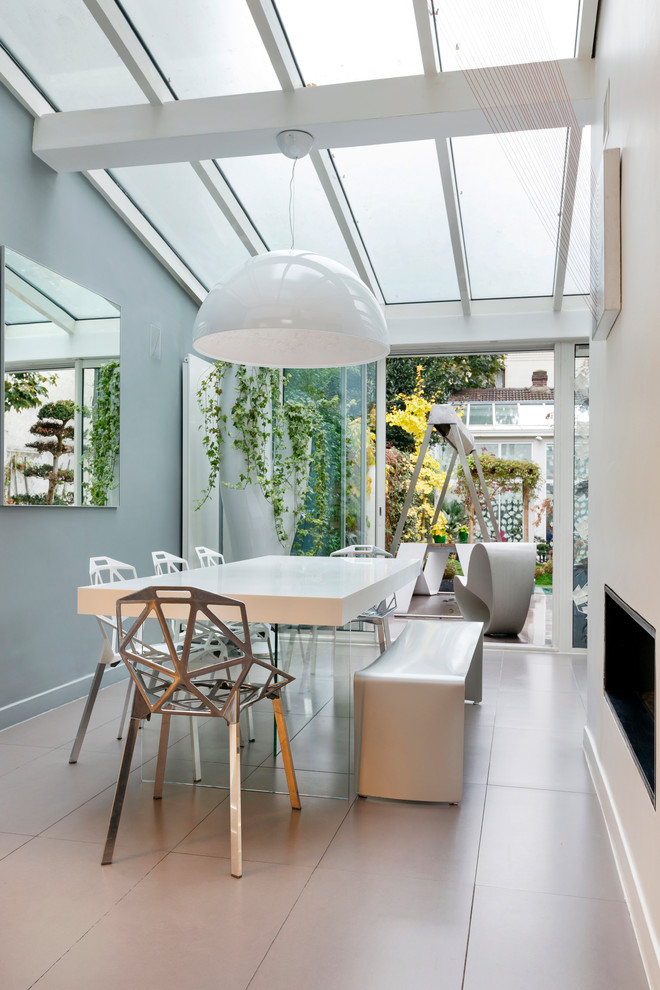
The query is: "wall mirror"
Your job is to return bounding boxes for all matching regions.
[1,247,120,506]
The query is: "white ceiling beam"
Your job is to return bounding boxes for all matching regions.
[33,59,595,173]
[435,139,471,315]
[246,0,301,92]
[81,0,172,105]
[0,46,52,117]
[576,0,600,59]
[553,126,582,311]
[412,0,440,76]
[83,169,207,301]
[5,269,76,333]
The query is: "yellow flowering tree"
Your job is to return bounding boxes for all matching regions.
[385,366,445,546]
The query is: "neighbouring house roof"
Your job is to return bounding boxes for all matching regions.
[450,387,555,402]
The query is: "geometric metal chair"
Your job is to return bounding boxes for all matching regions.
[68,556,139,764]
[101,585,301,878]
[330,545,397,653]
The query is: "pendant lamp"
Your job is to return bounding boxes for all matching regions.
[192,132,389,368]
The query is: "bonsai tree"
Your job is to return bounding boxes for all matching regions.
[13,399,75,505]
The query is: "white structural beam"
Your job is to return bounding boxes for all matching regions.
[576,0,600,59]
[81,0,172,105]
[5,270,76,333]
[385,297,590,353]
[33,59,595,173]
[246,0,300,92]
[412,0,439,76]
[0,46,52,117]
[553,126,583,311]
[435,139,471,315]
[191,161,267,256]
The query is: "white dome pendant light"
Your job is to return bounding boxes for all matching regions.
[192,131,389,368]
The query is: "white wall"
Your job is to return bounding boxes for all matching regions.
[586,1,660,985]
[0,84,199,728]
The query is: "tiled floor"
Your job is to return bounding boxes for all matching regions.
[0,630,650,990]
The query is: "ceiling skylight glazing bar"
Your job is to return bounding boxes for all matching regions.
[412,0,440,76]
[436,139,471,314]
[553,126,582,311]
[0,45,52,117]
[84,0,267,265]
[248,0,384,302]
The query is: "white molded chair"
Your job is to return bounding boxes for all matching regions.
[69,557,138,764]
[330,545,397,653]
[454,542,536,637]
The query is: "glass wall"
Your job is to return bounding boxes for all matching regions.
[573,345,589,648]
[284,363,377,554]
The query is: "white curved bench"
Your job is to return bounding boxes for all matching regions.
[454,542,536,637]
[353,619,483,803]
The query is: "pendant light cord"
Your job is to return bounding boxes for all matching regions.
[288,157,298,250]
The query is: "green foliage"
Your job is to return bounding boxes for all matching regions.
[4,371,57,413]
[197,362,328,552]
[386,355,505,407]
[456,450,542,502]
[18,399,75,505]
[81,361,120,506]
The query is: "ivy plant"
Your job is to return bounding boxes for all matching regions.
[197,361,327,552]
[81,361,120,506]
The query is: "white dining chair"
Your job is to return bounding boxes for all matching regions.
[330,545,397,653]
[69,556,138,764]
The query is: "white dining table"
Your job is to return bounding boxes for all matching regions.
[77,553,421,628]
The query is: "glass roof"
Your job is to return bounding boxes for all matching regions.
[452,129,567,299]
[5,249,120,321]
[0,0,591,312]
[110,163,251,289]
[273,0,423,85]
[119,0,281,99]
[218,154,358,273]
[0,0,147,110]
[331,142,460,304]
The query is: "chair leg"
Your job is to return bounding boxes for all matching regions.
[69,661,106,763]
[375,619,387,655]
[116,678,133,740]
[228,721,243,878]
[244,707,255,742]
[101,714,141,865]
[189,718,202,782]
[272,698,301,811]
[153,714,172,800]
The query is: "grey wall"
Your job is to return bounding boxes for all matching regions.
[0,84,199,728]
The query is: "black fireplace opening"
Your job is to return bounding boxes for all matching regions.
[604,586,656,804]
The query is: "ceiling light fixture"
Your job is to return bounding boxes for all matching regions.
[192,131,389,369]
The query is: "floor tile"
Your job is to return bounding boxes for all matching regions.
[175,789,350,867]
[31,852,313,990]
[249,867,474,990]
[494,687,587,732]
[0,832,32,860]
[0,835,166,990]
[0,743,52,776]
[319,783,487,884]
[464,885,649,990]
[488,725,594,792]
[477,786,624,901]
[499,656,579,693]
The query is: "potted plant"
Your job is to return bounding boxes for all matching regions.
[457,524,469,544]
[430,514,447,543]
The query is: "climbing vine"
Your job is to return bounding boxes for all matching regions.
[196,361,327,552]
[81,361,120,506]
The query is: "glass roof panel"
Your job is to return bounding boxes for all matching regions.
[4,297,49,326]
[330,142,460,304]
[453,129,566,299]
[6,249,119,320]
[563,127,592,296]
[119,0,281,99]
[109,163,250,288]
[218,155,358,274]
[0,0,148,109]
[274,0,423,85]
[436,0,581,70]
